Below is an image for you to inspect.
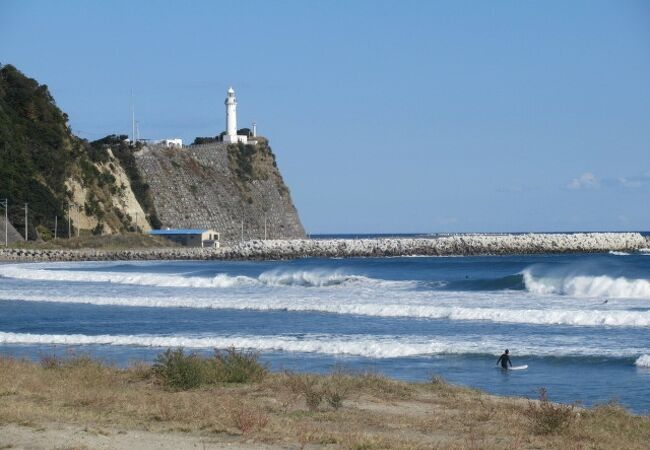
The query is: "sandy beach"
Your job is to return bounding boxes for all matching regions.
[1,355,649,449]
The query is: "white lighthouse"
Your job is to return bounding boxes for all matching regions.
[223,87,247,144]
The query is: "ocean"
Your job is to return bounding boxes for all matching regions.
[1,250,649,413]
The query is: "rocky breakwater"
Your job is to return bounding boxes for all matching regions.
[0,247,218,262]
[0,233,647,262]
[223,232,649,259]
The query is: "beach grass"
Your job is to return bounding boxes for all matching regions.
[0,352,648,449]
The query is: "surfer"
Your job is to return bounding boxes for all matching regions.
[497,349,512,370]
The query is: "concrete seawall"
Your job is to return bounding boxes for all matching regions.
[0,233,648,262]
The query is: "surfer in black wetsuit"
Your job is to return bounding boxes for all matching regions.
[497,349,512,369]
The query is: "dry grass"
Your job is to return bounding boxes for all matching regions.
[0,355,649,449]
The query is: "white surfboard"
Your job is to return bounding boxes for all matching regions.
[510,365,528,370]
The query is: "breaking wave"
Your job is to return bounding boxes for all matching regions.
[0,331,645,359]
[257,270,408,288]
[609,251,630,256]
[635,355,650,368]
[3,292,650,327]
[0,265,410,289]
[523,270,650,299]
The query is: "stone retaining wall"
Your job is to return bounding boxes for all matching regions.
[0,216,23,244]
[134,143,305,242]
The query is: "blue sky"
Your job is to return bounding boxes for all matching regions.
[2,0,649,233]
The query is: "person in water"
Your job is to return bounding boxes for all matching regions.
[497,349,512,369]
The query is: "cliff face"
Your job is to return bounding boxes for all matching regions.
[134,139,305,242]
[0,64,304,242]
[0,64,150,238]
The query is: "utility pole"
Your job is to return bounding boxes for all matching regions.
[76,205,80,238]
[24,203,28,241]
[54,216,58,240]
[68,204,71,239]
[1,199,7,246]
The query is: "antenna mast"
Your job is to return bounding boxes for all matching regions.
[131,90,135,145]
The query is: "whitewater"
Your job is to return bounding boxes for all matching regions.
[1,252,649,412]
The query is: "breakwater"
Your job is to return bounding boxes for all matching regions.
[0,233,648,262]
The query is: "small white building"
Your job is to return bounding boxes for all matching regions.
[222,87,248,144]
[153,138,183,148]
[149,228,220,248]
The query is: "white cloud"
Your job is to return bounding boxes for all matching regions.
[614,171,650,189]
[618,177,643,188]
[567,172,598,190]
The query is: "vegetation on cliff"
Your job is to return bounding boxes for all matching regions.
[0,64,75,239]
[226,139,290,207]
[0,64,302,242]
[89,135,162,229]
[227,139,280,183]
[0,64,155,239]
[191,128,253,145]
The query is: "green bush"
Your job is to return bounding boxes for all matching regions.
[153,348,206,390]
[213,347,268,383]
[305,388,323,411]
[152,347,268,390]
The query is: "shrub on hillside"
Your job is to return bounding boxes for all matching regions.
[213,347,268,383]
[153,347,268,390]
[153,348,206,390]
[524,387,577,434]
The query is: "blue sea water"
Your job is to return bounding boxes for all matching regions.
[1,250,649,413]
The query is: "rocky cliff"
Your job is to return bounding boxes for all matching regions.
[0,65,154,238]
[0,64,305,242]
[134,139,305,242]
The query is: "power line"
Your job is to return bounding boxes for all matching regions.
[0,200,82,243]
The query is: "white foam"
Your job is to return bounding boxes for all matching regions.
[0,332,453,358]
[0,331,645,359]
[2,291,650,327]
[0,265,409,290]
[257,270,411,288]
[523,270,650,299]
[609,251,629,256]
[0,265,255,288]
[635,355,650,368]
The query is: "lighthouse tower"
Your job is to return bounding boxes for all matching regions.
[223,87,247,144]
